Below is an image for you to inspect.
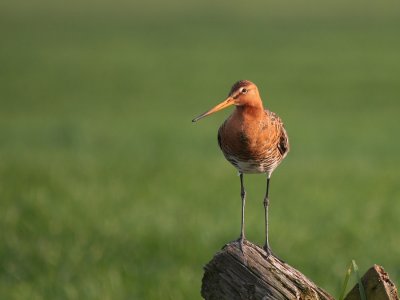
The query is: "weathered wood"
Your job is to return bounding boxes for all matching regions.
[201,240,334,300]
[344,265,399,300]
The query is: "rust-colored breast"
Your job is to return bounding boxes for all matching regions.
[218,109,289,175]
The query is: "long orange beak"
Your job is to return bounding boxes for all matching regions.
[192,97,234,122]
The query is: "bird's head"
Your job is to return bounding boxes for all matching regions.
[192,80,262,122]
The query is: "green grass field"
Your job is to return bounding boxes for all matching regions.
[1,0,400,299]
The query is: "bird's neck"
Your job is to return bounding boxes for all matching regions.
[236,102,265,120]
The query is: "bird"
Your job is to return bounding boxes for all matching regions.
[192,80,289,255]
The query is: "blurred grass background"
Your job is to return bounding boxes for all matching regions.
[1,0,400,299]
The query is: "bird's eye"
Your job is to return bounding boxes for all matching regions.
[241,88,248,94]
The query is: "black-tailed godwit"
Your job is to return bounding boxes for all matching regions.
[192,80,289,255]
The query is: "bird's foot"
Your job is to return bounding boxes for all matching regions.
[263,244,285,263]
[236,235,246,255]
[263,244,272,258]
[235,235,248,265]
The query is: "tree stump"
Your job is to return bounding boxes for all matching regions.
[201,240,399,300]
[344,265,399,300]
[201,240,334,300]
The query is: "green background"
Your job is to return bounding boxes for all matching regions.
[1,0,399,299]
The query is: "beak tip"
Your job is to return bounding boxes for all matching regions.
[192,97,233,124]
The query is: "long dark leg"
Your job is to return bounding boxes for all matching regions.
[239,173,246,248]
[263,176,271,254]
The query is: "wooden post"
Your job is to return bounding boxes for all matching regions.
[344,265,399,300]
[201,240,399,300]
[201,240,334,300]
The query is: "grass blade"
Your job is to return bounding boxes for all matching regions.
[352,260,367,300]
[338,262,353,300]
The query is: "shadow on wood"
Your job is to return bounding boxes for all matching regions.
[201,240,334,300]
